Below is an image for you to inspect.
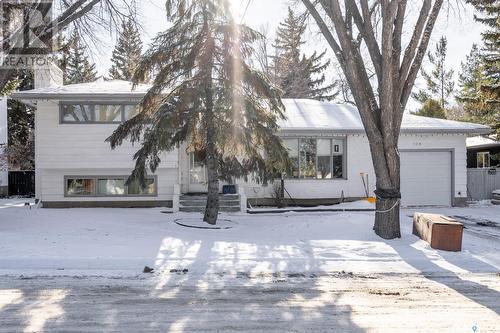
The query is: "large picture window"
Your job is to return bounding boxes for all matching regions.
[60,103,139,123]
[65,176,157,197]
[283,138,345,179]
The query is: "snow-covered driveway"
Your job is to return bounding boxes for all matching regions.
[0,200,499,332]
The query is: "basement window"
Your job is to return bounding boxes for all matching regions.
[283,138,345,180]
[66,178,95,196]
[65,176,157,197]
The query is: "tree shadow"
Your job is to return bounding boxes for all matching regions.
[387,234,500,316]
[0,235,366,332]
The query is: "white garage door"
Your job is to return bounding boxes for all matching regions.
[400,151,452,206]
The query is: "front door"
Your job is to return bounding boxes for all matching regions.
[188,152,208,193]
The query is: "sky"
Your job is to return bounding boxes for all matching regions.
[93,0,486,112]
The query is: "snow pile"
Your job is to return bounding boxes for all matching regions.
[249,200,374,213]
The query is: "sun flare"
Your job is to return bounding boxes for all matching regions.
[227,0,245,19]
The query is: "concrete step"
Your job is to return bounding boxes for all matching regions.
[179,206,241,213]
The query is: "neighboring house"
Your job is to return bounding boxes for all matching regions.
[11,79,490,209]
[466,136,500,168]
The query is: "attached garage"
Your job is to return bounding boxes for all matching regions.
[400,150,452,207]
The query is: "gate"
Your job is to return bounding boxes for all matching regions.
[467,168,500,200]
[8,171,35,197]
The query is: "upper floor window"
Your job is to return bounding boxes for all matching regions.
[60,102,139,123]
[283,138,345,179]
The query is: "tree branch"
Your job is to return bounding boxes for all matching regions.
[399,0,431,95]
[301,0,345,69]
[401,0,444,109]
[348,0,382,79]
[319,0,382,138]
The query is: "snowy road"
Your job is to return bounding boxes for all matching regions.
[0,272,499,332]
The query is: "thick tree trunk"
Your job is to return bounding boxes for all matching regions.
[302,0,444,239]
[374,197,401,239]
[203,73,219,225]
[203,126,220,225]
[372,141,402,239]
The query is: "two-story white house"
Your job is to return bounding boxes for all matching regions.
[11,68,490,210]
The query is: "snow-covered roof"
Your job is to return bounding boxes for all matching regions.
[11,80,152,101]
[11,81,491,135]
[466,135,500,148]
[280,99,490,134]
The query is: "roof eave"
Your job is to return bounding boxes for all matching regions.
[467,143,500,149]
[279,127,492,135]
[10,92,145,102]
[400,128,492,135]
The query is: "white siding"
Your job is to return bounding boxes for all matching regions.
[237,133,467,204]
[36,101,178,169]
[39,168,177,201]
[35,101,179,201]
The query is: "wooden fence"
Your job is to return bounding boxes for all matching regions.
[8,171,35,197]
[467,168,500,201]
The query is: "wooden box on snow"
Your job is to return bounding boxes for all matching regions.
[412,213,463,252]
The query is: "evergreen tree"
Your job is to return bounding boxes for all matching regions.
[6,72,35,170]
[56,33,71,76]
[457,44,483,106]
[465,0,499,135]
[272,8,338,101]
[109,19,143,81]
[413,98,446,119]
[107,0,288,225]
[455,44,495,125]
[64,31,98,84]
[413,36,454,109]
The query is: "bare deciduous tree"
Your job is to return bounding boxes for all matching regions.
[301,0,444,239]
[0,0,137,92]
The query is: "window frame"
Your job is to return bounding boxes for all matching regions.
[65,177,96,197]
[59,101,139,124]
[477,151,491,168]
[283,136,347,180]
[64,175,158,197]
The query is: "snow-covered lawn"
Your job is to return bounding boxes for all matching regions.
[0,199,499,277]
[1,200,499,332]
